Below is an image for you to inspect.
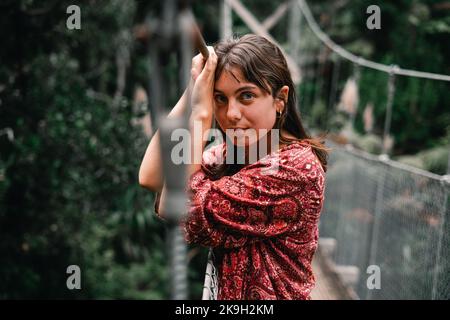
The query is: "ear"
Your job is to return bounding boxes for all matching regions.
[275,85,289,112]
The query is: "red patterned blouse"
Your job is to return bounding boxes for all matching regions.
[155,140,326,300]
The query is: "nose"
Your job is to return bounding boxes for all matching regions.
[226,99,242,122]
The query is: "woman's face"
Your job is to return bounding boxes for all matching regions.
[213,67,285,147]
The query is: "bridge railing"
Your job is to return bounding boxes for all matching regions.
[319,140,450,299]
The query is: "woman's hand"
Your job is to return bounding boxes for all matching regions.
[187,46,217,177]
[190,46,217,119]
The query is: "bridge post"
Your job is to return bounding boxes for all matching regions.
[288,0,302,67]
[365,154,389,300]
[382,65,398,156]
[431,155,450,299]
[221,0,233,39]
[146,0,207,300]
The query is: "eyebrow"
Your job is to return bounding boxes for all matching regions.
[214,86,258,95]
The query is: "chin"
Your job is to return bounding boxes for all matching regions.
[225,130,263,148]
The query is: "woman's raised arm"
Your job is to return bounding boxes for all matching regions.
[138,83,192,192]
[143,47,217,217]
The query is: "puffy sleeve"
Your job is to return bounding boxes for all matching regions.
[183,143,325,249]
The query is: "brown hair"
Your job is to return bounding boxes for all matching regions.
[210,34,330,178]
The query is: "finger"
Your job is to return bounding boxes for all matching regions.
[192,47,217,84]
[192,52,205,67]
[191,53,206,80]
[202,46,218,76]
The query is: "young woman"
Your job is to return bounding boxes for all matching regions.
[139,34,330,300]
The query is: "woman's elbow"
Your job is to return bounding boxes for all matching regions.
[138,172,162,192]
[138,174,153,190]
[138,177,151,190]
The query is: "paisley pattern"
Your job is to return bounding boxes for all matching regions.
[181,141,326,300]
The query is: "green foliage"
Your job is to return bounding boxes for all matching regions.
[0,0,173,299]
[348,1,449,157]
[396,145,449,175]
[294,0,449,169]
[310,99,329,129]
[351,133,383,154]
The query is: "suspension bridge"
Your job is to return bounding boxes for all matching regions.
[144,0,450,300]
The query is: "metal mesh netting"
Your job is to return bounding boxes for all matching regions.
[201,248,219,300]
[319,142,449,300]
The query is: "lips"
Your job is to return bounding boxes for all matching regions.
[226,127,257,145]
[231,128,248,136]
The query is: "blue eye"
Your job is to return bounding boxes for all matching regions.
[241,92,255,100]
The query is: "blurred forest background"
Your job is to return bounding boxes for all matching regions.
[0,0,448,298]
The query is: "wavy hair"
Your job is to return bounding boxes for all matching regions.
[209,34,330,178]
